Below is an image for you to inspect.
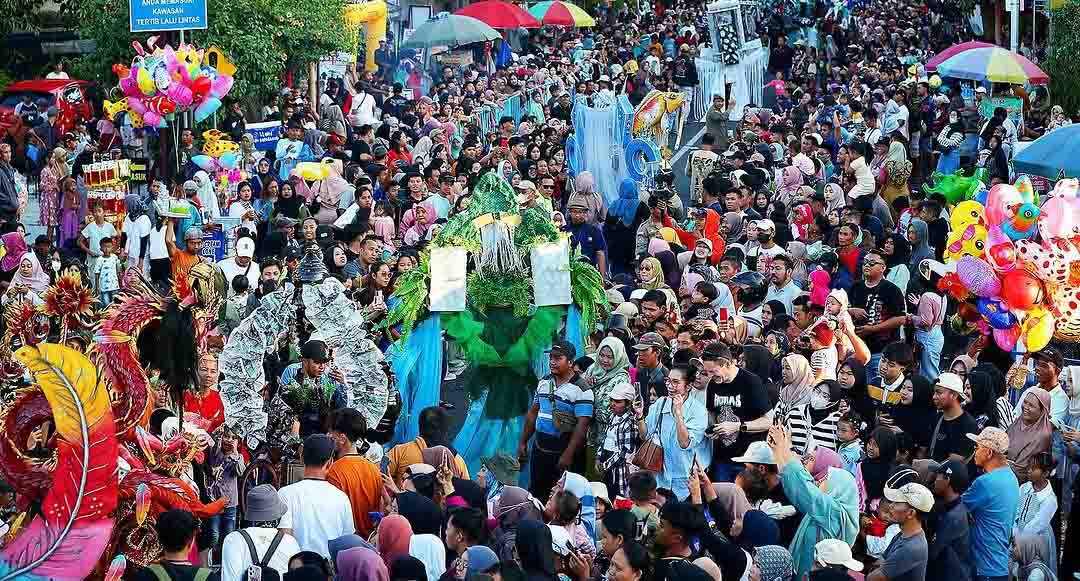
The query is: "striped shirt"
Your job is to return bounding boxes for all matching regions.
[534,375,594,438]
[785,404,842,455]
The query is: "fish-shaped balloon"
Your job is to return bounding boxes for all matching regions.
[1002,202,1040,241]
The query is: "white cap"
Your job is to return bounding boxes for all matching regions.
[884,482,935,512]
[609,382,637,402]
[815,539,864,571]
[591,482,611,507]
[730,440,776,465]
[236,237,255,258]
[975,86,988,93]
[935,372,965,400]
[755,219,776,232]
[629,289,647,301]
[548,525,573,556]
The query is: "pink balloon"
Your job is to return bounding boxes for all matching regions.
[1037,179,1080,239]
[128,97,147,115]
[984,227,1017,273]
[957,256,1002,298]
[985,184,1021,227]
[166,83,193,108]
[120,74,140,97]
[993,325,1021,352]
[143,110,162,127]
[210,74,234,99]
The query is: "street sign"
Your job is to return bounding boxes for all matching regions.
[130,0,208,32]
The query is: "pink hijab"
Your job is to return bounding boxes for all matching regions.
[777,166,804,205]
[0,232,28,272]
[377,515,413,565]
[810,448,844,483]
[337,547,390,581]
[11,253,50,294]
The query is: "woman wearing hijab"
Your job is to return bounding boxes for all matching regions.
[768,425,859,580]
[420,445,466,479]
[908,262,947,381]
[754,545,795,581]
[786,380,844,454]
[1008,387,1054,482]
[837,358,872,420]
[390,556,429,581]
[777,354,815,423]
[409,532,446,581]
[984,133,1010,185]
[636,256,666,290]
[786,241,809,289]
[573,172,607,225]
[4,253,50,304]
[378,515,413,566]
[889,375,937,450]
[515,520,557,581]
[1047,105,1073,133]
[654,249,682,290]
[881,138,912,210]
[606,179,646,275]
[860,426,898,505]
[742,344,779,395]
[492,487,543,562]
[273,179,309,222]
[712,483,751,523]
[583,337,632,448]
[397,491,443,536]
[721,212,745,247]
[936,109,966,175]
[776,165,804,208]
[338,546,390,581]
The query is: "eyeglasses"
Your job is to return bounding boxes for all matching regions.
[864,261,886,267]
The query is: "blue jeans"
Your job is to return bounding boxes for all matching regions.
[867,352,882,386]
[710,462,744,483]
[916,327,944,383]
[207,505,237,549]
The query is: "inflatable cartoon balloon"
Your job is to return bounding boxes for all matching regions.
[1000,269,1044,310]
[984,227,1017,272]
[993,324,1022,352]
[950,200,985,231]
[977,298,1017,330]
[1020,306,1056,352]
[193,97,221,123]
[944,223,987,263]
[211,74,234,99]
[957,256,1002,298]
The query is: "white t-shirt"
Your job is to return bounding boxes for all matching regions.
[277,479,354,558]
[228,201,259,234]
[148,223,170,260]
[81,220,117,276]
[218,257,260,298]
[348,92,378,128]
[122,214,152,269]
[221,527,301,581]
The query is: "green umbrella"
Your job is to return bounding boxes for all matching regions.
[401,12,501,49]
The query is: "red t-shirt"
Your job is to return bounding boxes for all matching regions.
[183,388,225,433]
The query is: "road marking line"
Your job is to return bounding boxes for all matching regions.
[671,126,707,165]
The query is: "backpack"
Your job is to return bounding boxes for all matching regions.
[146,563,212,581]
[238,529,286,581]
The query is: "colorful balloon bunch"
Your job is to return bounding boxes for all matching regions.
[114,38,235,127]
[946,177,1080,353]
[192,130,247,190]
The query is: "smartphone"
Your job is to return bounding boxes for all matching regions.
[247,566,262,581]
[718,308,729,322]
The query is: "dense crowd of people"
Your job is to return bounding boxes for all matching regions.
[0,0,1077,580]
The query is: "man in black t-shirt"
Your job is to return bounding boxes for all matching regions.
[928,372,978,462]
[701,343,770,483]
[135,509,219,581]
[849,249,907,384]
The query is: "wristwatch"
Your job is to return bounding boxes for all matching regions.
[738,421,747,433]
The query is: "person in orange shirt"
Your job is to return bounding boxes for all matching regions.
[165,223,206,283]
[327,408,383,537]
[386,406,469,487]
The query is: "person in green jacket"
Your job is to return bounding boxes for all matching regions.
[767,424,859,580]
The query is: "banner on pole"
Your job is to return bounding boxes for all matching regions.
[130,0,208,32]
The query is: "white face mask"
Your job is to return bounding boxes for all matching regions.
[949,113,958,124]
[810,393,830,409]
[51,260,61,271]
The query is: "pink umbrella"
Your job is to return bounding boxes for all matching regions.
[926,41,994,73]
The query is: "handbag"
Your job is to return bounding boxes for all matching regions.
[632,400,665,473]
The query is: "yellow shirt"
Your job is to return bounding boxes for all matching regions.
[386,436,470,487]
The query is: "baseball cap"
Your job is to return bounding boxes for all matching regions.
[609,382,637,402]
[315,224,333,243]
[731,441,776,465]
[546,339,577,360]
[975,86,987,94]
[275,216,298,228]
[1031,346,1064,369]
[815,539,864,571]
[633,332,667,351]
[300,339,331,363]
[755,219,776,232]
[516,180,537,192]
[183,226,204,242]
[183,180,198,191]
[236,237,255,258]
[884,482,934,512]
[935,372,965,399]
[966,426,1010,455]
[284,247,303,262]
[566,195,589,211]
[932,459,971,493]
[372,144,389,158]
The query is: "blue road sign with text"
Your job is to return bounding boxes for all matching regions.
[130,0,208,32]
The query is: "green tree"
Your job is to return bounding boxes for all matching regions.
[70,0,353,100]
[1045,1,1080,115]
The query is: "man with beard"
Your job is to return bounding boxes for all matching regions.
[701,343,769,483]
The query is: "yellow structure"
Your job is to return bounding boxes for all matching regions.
[344,0,389,71]
[203,46,237,78]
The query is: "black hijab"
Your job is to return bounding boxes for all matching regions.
[515,520,556,581]
[277,179,304,219]
[890,375,936,448]
[397,491,443,535]
[390,556,429,581]
[966,369,1001,429]
[862,426,898,502]
[840,358,872,419]
[883,233,911,270]
[742,344,777,385]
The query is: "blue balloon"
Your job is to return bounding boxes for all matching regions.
[977,297,1017,330]
[219,151,238,169]
[194,96,222,123]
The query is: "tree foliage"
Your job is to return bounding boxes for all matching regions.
[1045,1,1080,115]
[70,0,353,100]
